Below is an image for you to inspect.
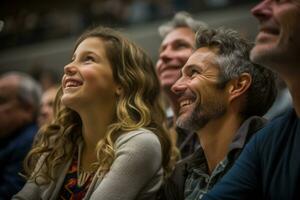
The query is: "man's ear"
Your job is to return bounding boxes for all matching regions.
[227,73,252,102]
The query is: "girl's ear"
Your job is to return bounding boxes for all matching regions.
[115,85,123,96]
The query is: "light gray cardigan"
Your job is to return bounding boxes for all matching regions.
[13,129,163,200]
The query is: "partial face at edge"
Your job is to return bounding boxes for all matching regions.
[250,0,300,71]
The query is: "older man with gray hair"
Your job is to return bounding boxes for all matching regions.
[0,72,42,199]
[156,12,207,158]
[159,27,277,200]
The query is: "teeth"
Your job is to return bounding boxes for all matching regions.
[66,80,81,88]
[180,100,192,107]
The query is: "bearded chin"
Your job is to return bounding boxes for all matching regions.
[176,106,210,132]
[176,103,227,132]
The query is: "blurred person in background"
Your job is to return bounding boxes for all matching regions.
[37,86,59,127]
[29,65,61,91]
[13,26,176,200]
[156,11,207,158]
[0,72,41,200]
[0,20,3,32]
[264,78,293,120]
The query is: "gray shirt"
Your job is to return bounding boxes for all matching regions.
[13,128,163,200]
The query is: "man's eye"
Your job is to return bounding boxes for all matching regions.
[191,69,199,76]
[175,43,189,50]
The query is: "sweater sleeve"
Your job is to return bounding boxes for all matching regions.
[90,130,163,200]
[11,180,42,200]
[203,133,262,200]
[12,154,50,200]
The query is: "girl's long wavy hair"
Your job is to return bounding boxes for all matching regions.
[24,27,177,184]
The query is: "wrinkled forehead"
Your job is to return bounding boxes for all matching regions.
[161,27,195,46]
[185,47,219,69]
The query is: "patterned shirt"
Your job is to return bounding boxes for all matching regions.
[168,116,199,159]
[184,148,229,200]
[183,116,267,200]
[58,153,94,200]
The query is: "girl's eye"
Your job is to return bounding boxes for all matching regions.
[84,56,95,62]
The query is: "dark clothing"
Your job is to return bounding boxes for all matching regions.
[176,127,198,159]
[167,116,199,159]
[0,123,37,200]
[203,109,300,200]
[159,116,267,200]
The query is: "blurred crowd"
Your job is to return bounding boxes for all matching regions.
[0,0,255,50]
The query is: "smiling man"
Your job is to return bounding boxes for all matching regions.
[156,12,207,158]
[203,0,300,199]
[159,27,277,200]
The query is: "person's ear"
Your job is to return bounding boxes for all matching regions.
[115,85,123,96]
[227,73,252,102]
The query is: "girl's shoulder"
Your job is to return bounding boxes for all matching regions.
[115,128,160,149]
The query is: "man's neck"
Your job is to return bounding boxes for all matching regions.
[198,113,243,174]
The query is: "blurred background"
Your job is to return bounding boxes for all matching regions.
[0,0,260,85]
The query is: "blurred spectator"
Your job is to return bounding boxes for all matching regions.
[29,64,61,91]
[0,20,3,32]
[0,72,41,199]
[156,11,207,158]
[264,78,293,120]
[88,0,127,26]
[204,0,229,8]
[37,86,58,127]
[1,0,255,49]
[126,0,152,24]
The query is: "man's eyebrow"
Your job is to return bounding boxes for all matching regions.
[187,63,202,69]
[160,38,192,51]
[172,38,192,45]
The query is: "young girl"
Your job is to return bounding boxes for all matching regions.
[13,27,176,200]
